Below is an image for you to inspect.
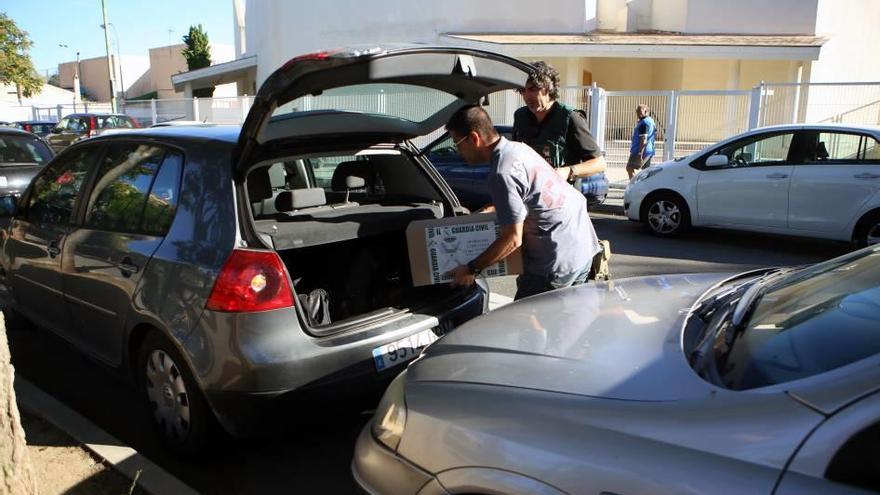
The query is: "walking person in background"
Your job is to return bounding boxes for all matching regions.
[446,105,602,300]
[626,104,657,180]
[512,61,607,185]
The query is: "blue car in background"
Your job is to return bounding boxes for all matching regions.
[425,125,609,210]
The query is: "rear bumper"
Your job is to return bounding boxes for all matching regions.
[184,286,486,436]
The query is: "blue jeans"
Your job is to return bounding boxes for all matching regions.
[514,262,592,300]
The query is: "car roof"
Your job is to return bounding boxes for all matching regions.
[15,120,55,124]
[62,113,133,118]
[0,127,41,137]
[88,124,241,144]
[753,123,880,134]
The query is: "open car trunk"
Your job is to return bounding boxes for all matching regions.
[277,228,466,328]
[247,145,474,334]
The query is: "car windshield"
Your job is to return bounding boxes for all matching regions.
[273,83,457,124]
[0,135,52,165]
[709,246,880,390]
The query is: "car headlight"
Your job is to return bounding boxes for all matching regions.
[371,372,408,451]
[632,167,663,184]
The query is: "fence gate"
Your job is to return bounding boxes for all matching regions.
[673,90,752,159]
[603,91,671,168]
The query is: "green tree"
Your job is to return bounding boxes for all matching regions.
[0,13,42,103]
[181,24,214,98]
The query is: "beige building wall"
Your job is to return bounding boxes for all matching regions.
[58,56,114,102]
[149,44,189,99]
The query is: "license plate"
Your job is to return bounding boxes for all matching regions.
[372,328,440,372]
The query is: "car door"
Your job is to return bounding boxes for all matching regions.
[62,142,183,365]
[696,131,801,228]
[46,117,72,153]
[4,145,98,338]
[788,130,880,234]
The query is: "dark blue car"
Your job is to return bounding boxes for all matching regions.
[425,125,609,211]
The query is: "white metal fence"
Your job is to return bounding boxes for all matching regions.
[7,82,880,172]
[759,82,880,127]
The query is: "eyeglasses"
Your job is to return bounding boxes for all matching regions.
[453,135,469,149]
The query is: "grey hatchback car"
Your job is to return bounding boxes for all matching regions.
[0,46,533,452]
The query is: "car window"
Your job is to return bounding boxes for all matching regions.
[55,118,69,131]
[299,151,441,203]
[715,132,794,168]
[84,143,167,233]
[718,247,880,390]
[68,118,87,133]
[0,135,52,164]
[427,135,458,158]
[811,132,880,163]
[140,151,183,235]
[23,147,96,224]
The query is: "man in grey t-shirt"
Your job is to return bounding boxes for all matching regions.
[446,105,601,300]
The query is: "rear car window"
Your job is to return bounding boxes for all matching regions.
[814,132,880,162]
[84,144,181,235]
[0,135,52,164]
[274,83,456,124]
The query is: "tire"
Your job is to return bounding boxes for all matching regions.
[853,211,880,249]
[137,331,214,454]
[642,192,691,237]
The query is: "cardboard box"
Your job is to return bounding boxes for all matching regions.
[406,213,523,287]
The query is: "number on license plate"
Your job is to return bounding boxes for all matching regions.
[372,328,440,371]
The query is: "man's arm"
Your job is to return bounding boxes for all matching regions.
[557,111,607,181]
[449,222,522,287]
[637,120,649,159]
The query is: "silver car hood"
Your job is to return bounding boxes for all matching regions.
[410,273,733,401]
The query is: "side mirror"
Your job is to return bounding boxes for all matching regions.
[705,154,729,167]
[0,195,17,218]
[51,126,61,134]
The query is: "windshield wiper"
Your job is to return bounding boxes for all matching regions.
[725,267,796,344]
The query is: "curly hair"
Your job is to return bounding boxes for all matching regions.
[525,61,560,100]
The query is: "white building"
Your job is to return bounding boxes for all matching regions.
[172,0,880,96]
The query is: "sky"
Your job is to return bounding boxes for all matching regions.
[3,0,234,77]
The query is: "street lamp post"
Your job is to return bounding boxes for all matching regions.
[101,23,124,102]
[100,0,117,113]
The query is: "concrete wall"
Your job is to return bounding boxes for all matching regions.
[245,0,589,84]
[58,56,113,102]
[811,0,880,83]
[682,0,817,34]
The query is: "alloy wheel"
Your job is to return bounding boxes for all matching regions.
[145,349,192,442]
[647,200,682,234]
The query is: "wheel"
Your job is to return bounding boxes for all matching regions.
[853,211,880,248]
[643,192,690,236]
[137,331,214,454]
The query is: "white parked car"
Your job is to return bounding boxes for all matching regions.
[624,124,880,246]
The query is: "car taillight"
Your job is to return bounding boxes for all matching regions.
[87,116,97,137]
[205,249,295,312]
[23,124,32,132]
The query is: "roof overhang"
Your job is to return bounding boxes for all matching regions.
[441,32,826,61]
[171,55,258,91]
